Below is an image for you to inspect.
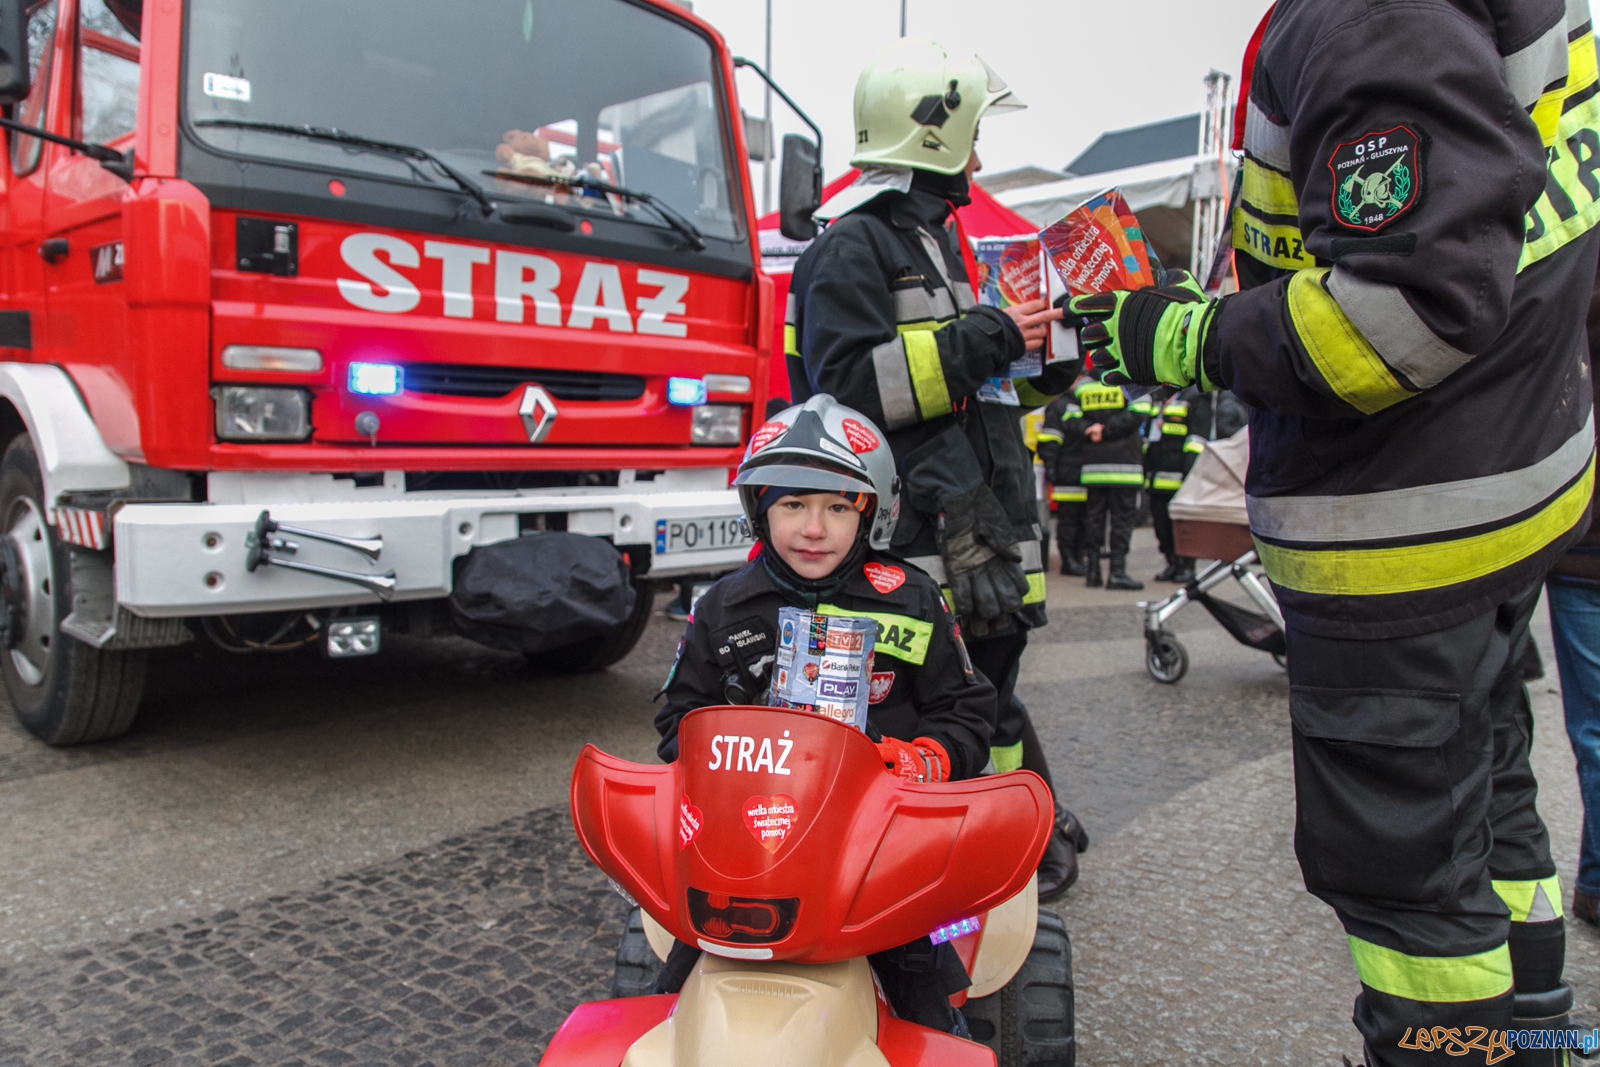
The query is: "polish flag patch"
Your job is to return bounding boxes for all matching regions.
[750,420,788,452]
[841,418,879,454]
[863,562,905,594]
[868,671,896,705]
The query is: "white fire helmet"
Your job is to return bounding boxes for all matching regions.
[850,38,1026,176]
[734,395,901,551]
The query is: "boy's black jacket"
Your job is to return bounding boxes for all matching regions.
[655,550,997,780]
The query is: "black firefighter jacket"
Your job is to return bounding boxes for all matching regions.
[655,550,997,781]
[1214,0,1599,638]
[785,185,1075,630]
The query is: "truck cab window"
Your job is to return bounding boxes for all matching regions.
[78,0,140,145]
[11,0,58,178]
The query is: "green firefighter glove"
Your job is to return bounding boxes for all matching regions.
[938,485,1030,622]
[1066,270,1221,389]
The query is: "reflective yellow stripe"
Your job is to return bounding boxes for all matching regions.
[1522,82,1600,269]
[783,324,799,359]
[1256,455,1594,595]
[1035,431,1065,444]
[1161,423,1188,435]
[1023,570,1046,604]
[1347,937,1512,1003]
[1233,212,1311,270]
[1152,475,1184,491]
[1015,380,1056,409]
[815,604,933,666]
[1076,385,1125,411]
[1081,472,1147,486]
[990,742,1024,773]
[1494,874,1565,922]
[1051,488,1086,502]
[1287,268,1416,415]
[1184,438,1206,454]
[1241,157,1300,217]
[1532,31,1598,147]
[901,330,952,421]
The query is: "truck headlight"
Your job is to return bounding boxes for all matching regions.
[690,404,742,446]
[212,386,312,441]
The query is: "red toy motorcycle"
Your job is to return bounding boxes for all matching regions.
[540,705,1076,1067]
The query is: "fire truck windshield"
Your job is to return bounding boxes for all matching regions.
[183,0,744,244]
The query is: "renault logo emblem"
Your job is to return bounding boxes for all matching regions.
[518,385,557,442]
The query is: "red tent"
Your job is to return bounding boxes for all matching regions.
[756,170,1036,404]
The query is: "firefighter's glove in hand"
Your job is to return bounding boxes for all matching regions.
[1068,270,1219,389]
[938,485,1029,622]
[877,737,951,783]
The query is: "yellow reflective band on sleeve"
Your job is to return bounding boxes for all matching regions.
[1493,874,1565,922]
[1233,212,1311,270]
[1347,937,1513,1004]
[1184,436,1206,454]
[1024,570,1046,604]
[1161,422,1189,435]
[1051,488,1087,502]
[1532,30,1598,147]
[990,742,1024,773]
[784,324,799,359]
[1035,430,1066,444]
[1152,475,1184,491]
[1256,455,1595,596]
[815,604,933,666]
[1015,380,1055,409]
[901,329,953,421]
[1241,157,1301,217]
[1287,268,1417,415]
[1522,47,1600,270]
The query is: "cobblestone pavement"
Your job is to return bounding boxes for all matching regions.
[0,808,630,1067]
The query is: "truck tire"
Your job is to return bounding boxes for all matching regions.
[524,580,654,674]
[0,436,146,745]
[612,906,663,998]
[961,908,1075,1067]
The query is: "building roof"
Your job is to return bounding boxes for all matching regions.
[1064,114,1200,177]
[974,165,1066,195]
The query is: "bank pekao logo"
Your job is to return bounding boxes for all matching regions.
[1328,125,1421,232]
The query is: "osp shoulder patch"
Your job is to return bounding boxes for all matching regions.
[1328,125,1420,232]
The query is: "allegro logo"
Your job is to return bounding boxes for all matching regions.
[335,233,691,336]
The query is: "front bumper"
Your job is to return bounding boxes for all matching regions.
[113,472,748,617]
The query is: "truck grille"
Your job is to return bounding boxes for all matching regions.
[403,363,646,402]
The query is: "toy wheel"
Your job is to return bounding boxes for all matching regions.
[612,906,662,998]
[961,908,1075,1066]
[1145,631,1188,684]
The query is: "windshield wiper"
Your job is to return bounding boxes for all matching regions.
[485,168,706,250]
[195,119,497,218]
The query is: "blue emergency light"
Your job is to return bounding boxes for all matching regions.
[348,362,404,396]
[667,377,708,406]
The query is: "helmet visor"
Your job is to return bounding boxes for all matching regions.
[733,461,876,498]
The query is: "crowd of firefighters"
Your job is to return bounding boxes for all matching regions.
[691,0,1600,1059]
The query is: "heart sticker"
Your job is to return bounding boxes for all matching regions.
[743,795,797,854]
[841,418,880,454]
[750,420,788,452]
[679,795,703,851]
[863,562,905,594]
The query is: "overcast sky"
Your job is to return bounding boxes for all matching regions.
[690,0,1268,210]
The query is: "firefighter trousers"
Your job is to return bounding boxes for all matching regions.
[1287,579,1561,1066]
[1150,488,1179,558]
[1055,501,1087,562]
[1084,487,1138,558]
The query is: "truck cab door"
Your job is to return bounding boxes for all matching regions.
[3,0,65,364]
[41,0,141,456]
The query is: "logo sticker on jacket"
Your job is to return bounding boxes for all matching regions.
[1329,125,1421,232]
[869,670,896,704]
[680,795,703,850]
[743,795,797,853]
[841,418,880,453]
[863,562,905,594]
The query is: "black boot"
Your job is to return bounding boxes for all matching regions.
[1037,802,1090,902]
[1154,554,1180,581]
[1169,557,1195,584]
[1512,982,1576,1065]
[1063,550,1087,577]
[1084,550,1102,587]
[1106,556,1144,590]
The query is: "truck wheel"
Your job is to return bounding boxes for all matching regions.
[960,908,1075,1067]
[524,580,654,674]
[0,436,146,745]
[612,906,662,998]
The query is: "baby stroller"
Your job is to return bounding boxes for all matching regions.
[1141,429,1286,683]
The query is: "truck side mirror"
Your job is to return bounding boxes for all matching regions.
[779,134,820,242]
[0,0,29,106]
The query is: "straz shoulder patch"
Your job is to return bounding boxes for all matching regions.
[1328,125,1421,232]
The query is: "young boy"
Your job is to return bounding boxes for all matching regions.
[653,395,997,1035]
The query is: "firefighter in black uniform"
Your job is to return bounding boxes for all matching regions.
[654,396,994,1034]
[784,39,1087,898]
[1036,390,1088,576]
[1068,0,1599,1059]
[1064,378,1146,590]
[1145,387,1212,583]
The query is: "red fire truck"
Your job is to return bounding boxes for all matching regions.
[0,0,820,744]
